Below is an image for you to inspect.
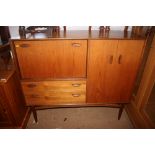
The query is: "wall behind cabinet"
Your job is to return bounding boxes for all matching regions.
[9,26,132,38]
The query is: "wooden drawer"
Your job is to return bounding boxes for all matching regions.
[21,80,86,105]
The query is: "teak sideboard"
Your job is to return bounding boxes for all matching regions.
[10,30,146,122]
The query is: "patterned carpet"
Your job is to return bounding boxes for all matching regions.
[27,107,133,129]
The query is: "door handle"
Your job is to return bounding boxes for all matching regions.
[109,55,113,64]
[118,55,122,64]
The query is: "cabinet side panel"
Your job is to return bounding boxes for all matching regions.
[4,72,27,126]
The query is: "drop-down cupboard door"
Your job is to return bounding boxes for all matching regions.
[14,40,87,79]
[87,40,145,104]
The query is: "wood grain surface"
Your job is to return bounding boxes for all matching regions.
[14,40,87,79]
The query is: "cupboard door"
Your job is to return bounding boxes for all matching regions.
[14,40,87,79]
[87,40,119,103]
[117,40,145,102]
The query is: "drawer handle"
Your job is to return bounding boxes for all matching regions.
[72,94,81,97]
[27,84,37,88]
[72,43,81,47]
[16,44,30,48]
[30,94,40,98]
[72,83,81,87]
[45,96,53,100]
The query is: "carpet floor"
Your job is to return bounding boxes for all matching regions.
[26,107,133,129]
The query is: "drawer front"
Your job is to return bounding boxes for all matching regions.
[21,80,86,105]
[14,40,87,79]
[24,92,86,105]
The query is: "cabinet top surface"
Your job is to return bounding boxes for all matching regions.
[11,30,146,41]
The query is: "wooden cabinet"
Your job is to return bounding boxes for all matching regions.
[87,40,145,103]
[12,39,145,105]
[0,70,29,128]
[14,40,87,79]
[11,32,146,122]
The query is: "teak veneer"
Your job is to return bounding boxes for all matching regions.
[10,30,146,123]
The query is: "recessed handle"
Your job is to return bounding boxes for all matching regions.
[15,44,30,48]
[72,83,81,87]
[72,43,81,47]
[72,94,81,97]
[44,96,53,100]
[27,83,37,88]
[109,55,113,64]
[30,94,40,98]
[118,55,122,64]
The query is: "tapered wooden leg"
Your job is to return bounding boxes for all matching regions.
[31,107,38,123]
[118,104,124,120]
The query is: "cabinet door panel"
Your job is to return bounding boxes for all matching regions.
[117,40,145,102]
[14,40,87,79]
[87,40,119,103]
[87,40,145,104]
